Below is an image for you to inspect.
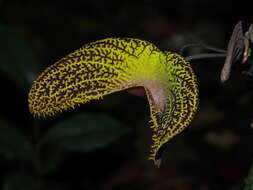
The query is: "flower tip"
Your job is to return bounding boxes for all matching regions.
[154,158,162,168]
[148,155,162,168]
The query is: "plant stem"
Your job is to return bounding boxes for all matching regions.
[185,53,227,61]
[32,119,42,175]
[180,43,227,55]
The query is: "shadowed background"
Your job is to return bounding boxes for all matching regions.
[0,0,253,189]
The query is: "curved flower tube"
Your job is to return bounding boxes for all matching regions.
[28,38,199,167]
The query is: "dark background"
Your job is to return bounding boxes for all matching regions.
[1,0,253,189]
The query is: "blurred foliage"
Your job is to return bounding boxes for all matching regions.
[42,114,129,151]
[0,118,33,160]
[0,113,128,190]
[0,10,131,189]
[244,162,253,190]
[3,171,67,190]
[0,26,39,87]
[3,171,43,190]
[0,0,253,190]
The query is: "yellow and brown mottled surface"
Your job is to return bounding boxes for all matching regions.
[28,38,198,167]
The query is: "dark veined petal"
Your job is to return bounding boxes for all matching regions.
[28,38,199,167]
[147,51,199,167]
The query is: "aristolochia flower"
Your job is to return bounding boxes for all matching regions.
[28,38,199,167]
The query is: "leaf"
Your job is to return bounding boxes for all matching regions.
[0,118,33,160]
[3,171,39,190]
[3,171,66,190]
[41,114,129,151]
[0,26,39,86]
[38,145,66,175]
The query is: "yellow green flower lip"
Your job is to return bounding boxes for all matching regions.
[28,37,198,167]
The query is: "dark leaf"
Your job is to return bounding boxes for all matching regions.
[41,114,129,151]
[3,171,66,190]
[0,118,33,160]
[0,26,39,86]
[38,145,66,175]
[3,171,40,190]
